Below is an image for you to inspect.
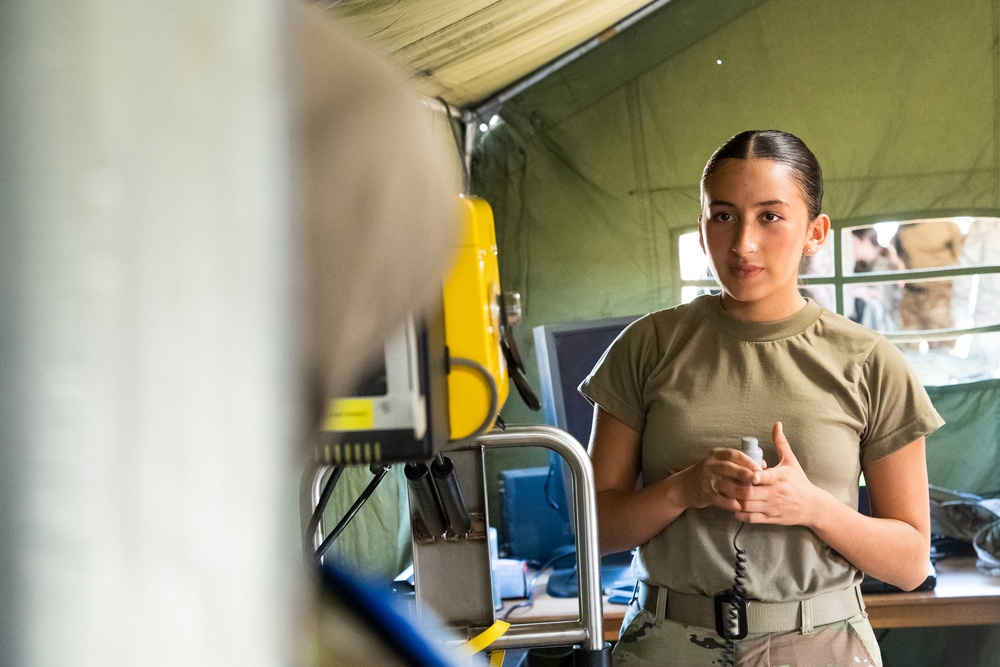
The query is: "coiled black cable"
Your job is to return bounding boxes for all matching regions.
[722,522,748,667]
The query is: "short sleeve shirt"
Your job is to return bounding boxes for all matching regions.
[579,295,943,601]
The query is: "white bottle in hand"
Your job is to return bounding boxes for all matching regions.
[741,437,763,466]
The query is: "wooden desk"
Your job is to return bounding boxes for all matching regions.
[864,557,1000,628]
[502,557,1000,642]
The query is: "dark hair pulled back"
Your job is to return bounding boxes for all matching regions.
[701,130,824,219]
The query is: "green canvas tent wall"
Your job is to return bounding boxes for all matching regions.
[468,0,1000,663]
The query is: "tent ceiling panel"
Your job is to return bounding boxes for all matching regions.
[326,0,654,107]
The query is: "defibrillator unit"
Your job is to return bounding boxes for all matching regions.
[320,310,449,465]
[318,196,537,466]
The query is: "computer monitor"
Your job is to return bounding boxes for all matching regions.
[533,315,639,449]
[532,315,638,544]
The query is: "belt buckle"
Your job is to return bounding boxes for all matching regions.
[714,591,748,640]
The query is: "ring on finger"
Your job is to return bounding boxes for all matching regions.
[710,476,719,494]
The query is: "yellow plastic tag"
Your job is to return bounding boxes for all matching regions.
[325,398,375,431]
[460,620,510,655]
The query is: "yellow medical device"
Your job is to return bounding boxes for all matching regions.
[319,196,536,465]
[320,311,449,465]
[443,196,509,440]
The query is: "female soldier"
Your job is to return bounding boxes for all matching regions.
[580,130,942,666]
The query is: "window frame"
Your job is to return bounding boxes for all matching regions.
[672,216,1000,345]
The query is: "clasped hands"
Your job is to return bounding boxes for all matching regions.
[690,421,819,526]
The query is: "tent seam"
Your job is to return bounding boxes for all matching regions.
[626,80,661,311]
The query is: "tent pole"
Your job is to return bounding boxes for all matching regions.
[422,96,466,120]
[472,0,675,116]
[463,120,477,196]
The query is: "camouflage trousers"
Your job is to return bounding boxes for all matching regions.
[612,600,882,667]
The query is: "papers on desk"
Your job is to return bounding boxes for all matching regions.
[604,567,637,605]
[605,582,636,606]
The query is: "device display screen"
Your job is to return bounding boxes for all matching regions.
[351,357,389,397]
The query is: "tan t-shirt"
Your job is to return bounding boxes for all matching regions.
[580,295,944,601]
